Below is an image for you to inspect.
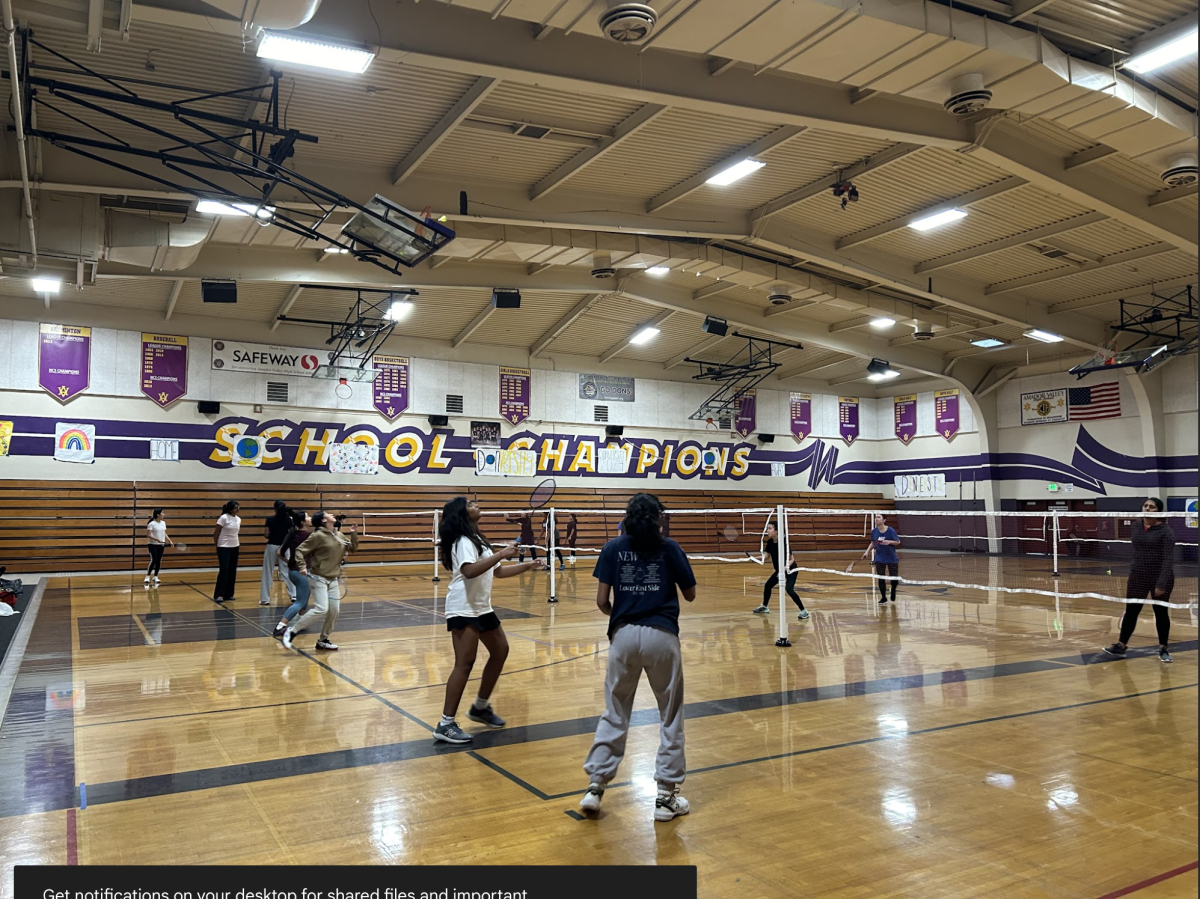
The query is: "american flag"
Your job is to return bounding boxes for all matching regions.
[1068,382,1120,420]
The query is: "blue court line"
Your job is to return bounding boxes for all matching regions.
[78,783,86,810]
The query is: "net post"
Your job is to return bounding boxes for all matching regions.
[548,507,558,603]
[775,503,791,648]
[431,510,441,583]
[1051,511,1060,578]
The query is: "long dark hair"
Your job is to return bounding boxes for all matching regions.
[624,493,665,557]
[147,509,163,524]
[272,499,289,520]
[221,500,239,515]
[439,497,489,571]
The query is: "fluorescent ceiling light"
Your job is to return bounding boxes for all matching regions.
[705,158,765,186]
[909,208,968,231]
[196,199,275,219]
[868,369,901,381]
[323,246,350,254]
[870,317,895,329]
[971,337,1007,348]
[646,266,671,276]
[386,299,413,321]
[1124,28,1198,74]
[1024,328,1064,343]
[257,31,375,74]
[31,277,61,293]
[629,325,660,345]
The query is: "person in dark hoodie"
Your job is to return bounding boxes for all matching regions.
[1103,497,1176,663]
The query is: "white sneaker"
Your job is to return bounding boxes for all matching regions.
[282,628,296,649]
[143,576,151,585]
[654,787,690,822]
[579,784,605,813]
[152,576,160,585]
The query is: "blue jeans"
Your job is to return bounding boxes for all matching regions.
[283,569,310,621]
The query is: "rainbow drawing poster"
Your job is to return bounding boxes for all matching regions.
[54,422,96,464]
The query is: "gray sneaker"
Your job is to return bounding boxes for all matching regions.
[752,605,769,614]
[467,705,506,728]
[798,610,810,620]
[433,720,473,744]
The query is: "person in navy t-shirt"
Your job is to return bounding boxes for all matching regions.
[862,513,901,604]
[579,493,697,823]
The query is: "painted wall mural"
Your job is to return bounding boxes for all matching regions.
[1,415,1194,495]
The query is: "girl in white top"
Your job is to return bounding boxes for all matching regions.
[144,509,173,587]
[433,496,544,744]
[212,500,242,602]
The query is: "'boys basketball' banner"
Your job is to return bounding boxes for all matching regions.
[893,395,917,444]
[935,388,960,440]
[790,393,811,442]
[39,323,91,403]
[140,333,189,408]
[372,355,410,420]
[839,397,859,445]
[500,367,531,426]
[734,389,756,438]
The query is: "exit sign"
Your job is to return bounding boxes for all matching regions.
[1047,483,1059,492]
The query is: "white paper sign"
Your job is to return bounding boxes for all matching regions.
[771,462,786,478]
[475,447,501,476]
[893,473,947,498]
[232,435,264,467]
[1021,389,1067,426]
[598,447,628,474]
[1187,498,1198,528]
[149,438,179,462]
[54,422,95,464]
[497,449,536,477]
[330,442,379,475]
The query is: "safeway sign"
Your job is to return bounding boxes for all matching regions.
[211,340,322,377]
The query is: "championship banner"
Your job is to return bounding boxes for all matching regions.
[1022,389,1067,426]
[54,422,95,464]
[894,395,917,444]
[140,333,189,408]
[789,393,811,442]
[39,323,91,403]
[372,355,410,420]
[500,367,531,426]
[734,389,756,438]
[211,339,320,377]
[935,388,960,440]
[839,397,859,445]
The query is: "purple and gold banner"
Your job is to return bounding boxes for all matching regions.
[790,392,811,442]
[935,388,960,441]
[372,355,409,421]
[734,389,756,438]
[894,395,917,445]
[500,366,531,426]
[140,333,188,408]
[839,397,859,445]
[39,323,91,404]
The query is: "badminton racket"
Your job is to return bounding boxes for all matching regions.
[722,525,741,542]
[174,543,188,553]
[528,478,557,510]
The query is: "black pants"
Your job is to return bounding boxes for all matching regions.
[763,570,805,611]
[214,546,239,600]
[146,544,165,576]
[874,562,899,601]
[518,545,539,562]
[1121,576,1171,645]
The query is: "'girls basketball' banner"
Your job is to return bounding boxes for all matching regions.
[839,397,859,445]
[790,393,811,442]
[734,389,756,438]
[372,355,410,420]
[935,388,960,440]
[499,367,531,426]
[54,422,95,463]
[893,395,917,444]
[140,333,189,408]
[39,323,91,403]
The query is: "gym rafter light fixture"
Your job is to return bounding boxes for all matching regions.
[629,325,661,345]
[256,31,376,74]
[385,299,413,321]
[909,208,968,231]
[31,277,61,294]
[971,337,1008,348]
[646,266,671,276]
[870,317,896,329]
[705,158,766,186]
[1024,328,1064,343]
[196,199,275,219]
[866,357,900,380]
[1124,28,1198,75]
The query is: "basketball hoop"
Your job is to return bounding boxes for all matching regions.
[335,377,353,400]
[705,417,718,431]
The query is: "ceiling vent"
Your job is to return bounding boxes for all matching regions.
[912,321,935,341]
[598,2,657,42]
[594,405,609,423]
[446,394,464,414]
[514,124,552,140]
[591,251,616,279]
[1162,155,1198,187]
[767,283,791,306]
[266,381,289,404]
[943,73,992,116]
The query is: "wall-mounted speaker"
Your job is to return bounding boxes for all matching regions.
[197,400,220,414]
[757,433,775,443]
[201,280,237,303]
[605,425,624,437]
[492,288,521,309]
[428,415,449,427]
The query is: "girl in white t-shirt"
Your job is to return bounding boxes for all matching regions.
[144,509,173,587]
[433,496,544,744]
[212,500,242,603]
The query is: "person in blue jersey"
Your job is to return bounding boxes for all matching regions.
[579,493,697,822]
[862,513,901,604]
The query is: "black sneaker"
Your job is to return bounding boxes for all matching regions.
[467,705,506,728]
[1102,643,1126,657]
[273,622,287,639]
[878,597,888,605]
[433,720,472,744]
[315,639,339,651]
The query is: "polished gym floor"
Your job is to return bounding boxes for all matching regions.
[0,554,1196,898]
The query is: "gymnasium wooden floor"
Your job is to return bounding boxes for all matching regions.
[0,553,1196,898]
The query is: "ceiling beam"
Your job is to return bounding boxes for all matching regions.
[663,334,729,370]
[1046,274,1197,315]
[1064,145,1119,170]
[774,356,854,381]
[889,322,980,347]
[163,279,185,320]
[835,177,1027,250]
[452,302,496,347]
[269,285,305,331]
[391,77,498,185]
[531,103,668,201]
[828,315,876,333]
[599,309,675,363]
[828,370,871,387]
[763,298,820,317]
[693,281,737,301]
[984,242,1176,295]
[913,211,1108,274]
[1149,183,1198,208]
[529,292,605,357]
[1009,0,1064,24]
[750,143,921,225]
[647,125,806,213]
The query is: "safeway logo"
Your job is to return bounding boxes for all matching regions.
[300,355,319,370]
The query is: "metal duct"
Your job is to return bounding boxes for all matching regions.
[241,0,323,30]
[105,210,214,271]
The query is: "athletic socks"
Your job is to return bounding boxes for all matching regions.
[471,697,491,712]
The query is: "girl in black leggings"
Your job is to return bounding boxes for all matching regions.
[752,524,809,619]
[144,509,173,586]
[1104,497,1176,663]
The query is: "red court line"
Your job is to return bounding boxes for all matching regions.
[66,808,78,865]
[1095,861,1199,899]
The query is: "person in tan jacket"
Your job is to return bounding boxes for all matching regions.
[282,511,359,651]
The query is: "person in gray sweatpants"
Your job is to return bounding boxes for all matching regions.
[580,493,697,822]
